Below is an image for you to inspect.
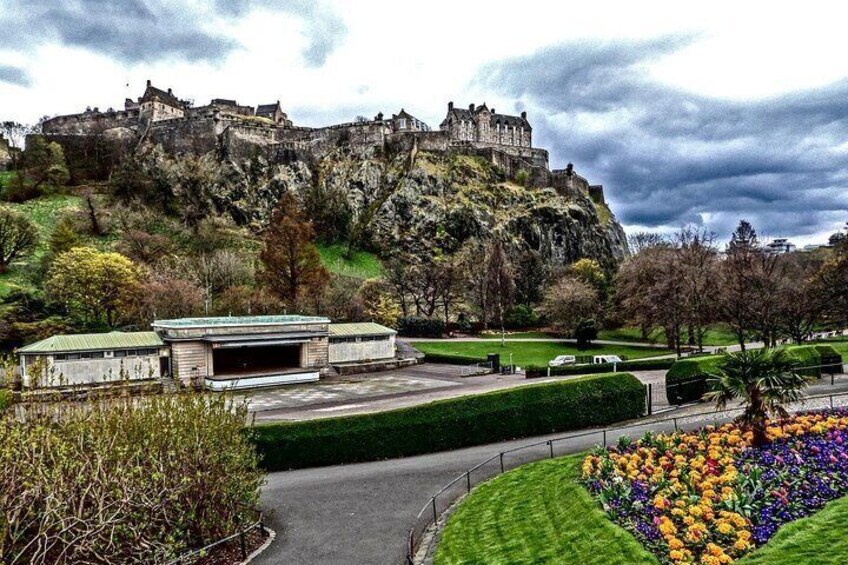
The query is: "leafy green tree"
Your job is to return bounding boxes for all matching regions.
[0,207,38,273]
[574,319,598,350]
[704,349,809,447]
[45,247,141,326]
[19,136,69,191]
[569,258,608,298]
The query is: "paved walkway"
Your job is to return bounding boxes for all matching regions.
[241,364,567,422]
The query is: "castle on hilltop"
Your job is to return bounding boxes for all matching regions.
[40,81,605,201]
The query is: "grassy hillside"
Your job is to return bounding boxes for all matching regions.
[0,194,84,295]
[316,242,382,279]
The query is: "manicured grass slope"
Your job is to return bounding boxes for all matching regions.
[252,373,645,471]
[412,340,671,367]
[436,453,848,565]
[435,453,659,565]
[315,242,383,279]
[738,494,848,564]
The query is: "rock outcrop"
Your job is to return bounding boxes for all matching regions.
[222,144,629,269]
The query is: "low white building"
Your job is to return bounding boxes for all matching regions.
[328,322,397,364]
[18,331,167,388]
[17,317,403,390]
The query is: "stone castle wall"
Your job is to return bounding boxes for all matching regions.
[43,110,141,135]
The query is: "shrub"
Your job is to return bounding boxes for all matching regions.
[423,351,490,365]
[0,394,264,564]
[817,344,843,374]
[665,355,724,404]
[253,373,646,471]
[525,357,676,379]
[504,304,538,329]
[664,345,844,404]
[0,389,12,412]
[398,316,445,338]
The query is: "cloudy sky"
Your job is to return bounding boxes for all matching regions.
[1,1,847,245]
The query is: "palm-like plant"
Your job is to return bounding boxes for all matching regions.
[703,348,809,447]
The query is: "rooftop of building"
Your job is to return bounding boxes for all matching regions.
[441,102,531,130]
[152,315,332,329]
[19,331,164,354]
[328,322,396,337]
[140,80,183,108]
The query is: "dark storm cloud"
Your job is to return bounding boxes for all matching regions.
[0,65,30,86]
[0,0,344,66]
[478,38,848,240]
[0,0,235,63]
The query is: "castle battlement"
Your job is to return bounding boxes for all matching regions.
[37,81,612,197]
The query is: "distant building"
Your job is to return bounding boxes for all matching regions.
[18,316,402,391]
[440,102,532,148]
[255,101,292,126]
[18,331,167,388]
[138,80,186,122]
[765,238,797,254]
[390,108,430,132]
[210,98,255,117]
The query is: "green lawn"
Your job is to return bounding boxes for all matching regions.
[316,242,383,279]
[738,494,848,564]
[412,340,671,367]
[598,325,740,347]
[0,194,83,295]
[435,451,848,565]
[435,453,659,565]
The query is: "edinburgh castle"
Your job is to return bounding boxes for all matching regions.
[39,80,606,202]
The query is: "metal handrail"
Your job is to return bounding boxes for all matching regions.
[165,511,265,565]
[404,365,848,564]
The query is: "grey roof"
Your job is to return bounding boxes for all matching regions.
[441,103,531,130]
[256,103,281,115]
[152,315,331,329]
[140,84,182,108]
[19,332,164,354]
[490,113,531,130]
[211,98,238,106]
[329,322,396,337]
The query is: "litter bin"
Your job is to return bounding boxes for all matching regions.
[487,353,500,374]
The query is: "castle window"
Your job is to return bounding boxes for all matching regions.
[398,118,406,129]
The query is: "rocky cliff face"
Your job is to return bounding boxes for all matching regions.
[222,144,629,268]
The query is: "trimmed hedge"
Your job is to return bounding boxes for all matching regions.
[423,352,490,365]
[525,357,676,379]
[252,373,646,471]
[664,355,724,404]
[398,316,445,338]
[664,345,844,404]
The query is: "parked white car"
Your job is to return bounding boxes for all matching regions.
[593,355,623,365]
[549,355,577,367]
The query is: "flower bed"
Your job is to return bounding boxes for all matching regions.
[582,410,848,564]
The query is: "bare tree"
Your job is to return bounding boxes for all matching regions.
[675,227,719,352]
[539,276,599,335]
[486,239,515,345]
